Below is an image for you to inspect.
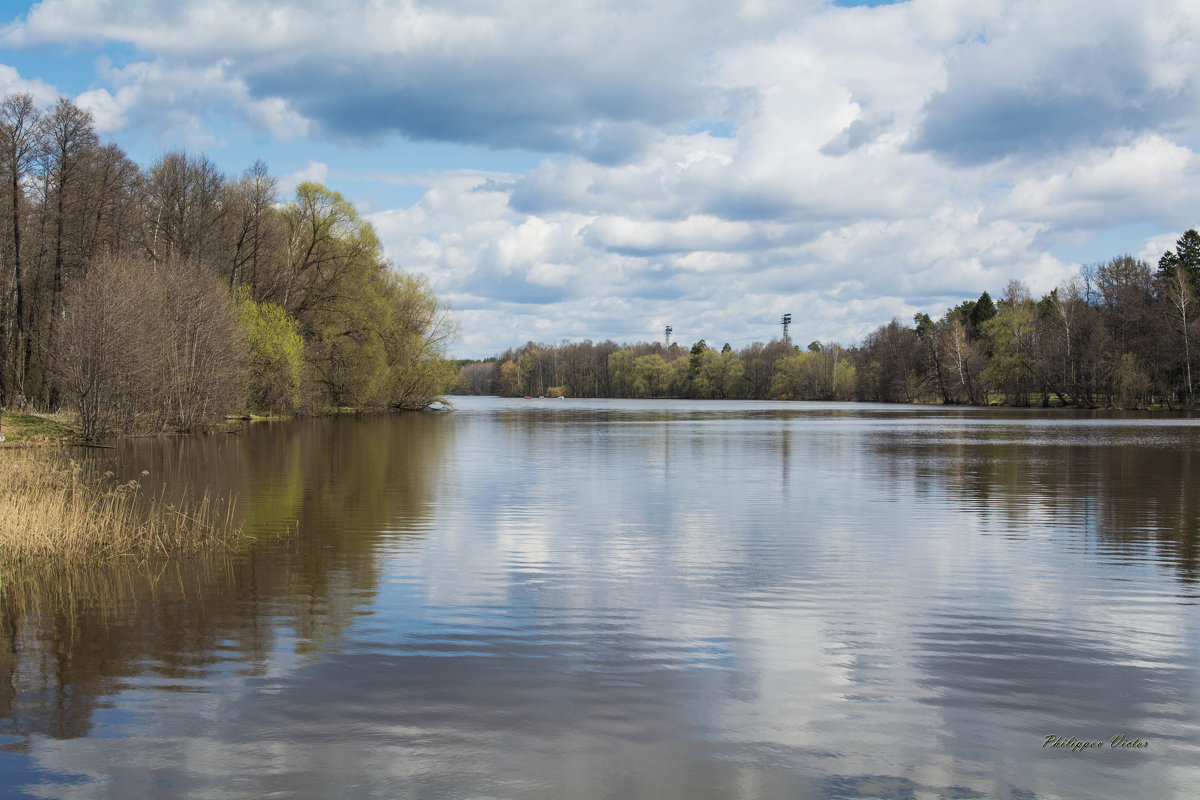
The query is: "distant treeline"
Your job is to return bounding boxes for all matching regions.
[0,93,456,437]
[458,235,1200,408]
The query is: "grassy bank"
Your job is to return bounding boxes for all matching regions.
[0,453,241,566]
[0,411,77,445]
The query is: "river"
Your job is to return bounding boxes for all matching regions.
[1,397,1197,799]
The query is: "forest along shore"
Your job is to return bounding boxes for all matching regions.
[458,234,1200,410]
[1,92,458,442]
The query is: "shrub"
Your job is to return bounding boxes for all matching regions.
[237,287,305,414]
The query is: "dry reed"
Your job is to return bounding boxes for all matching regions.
[0,452,242,566]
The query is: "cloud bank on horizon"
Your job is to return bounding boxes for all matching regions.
[3,0,1199,357]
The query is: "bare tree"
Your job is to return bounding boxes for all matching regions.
[40,98,98,314]
[35,98,99,404]
[54,254,159,437]
[945,318,983,405]
[0,92,41,404]
[77,142,140,260]
[142,151,229,265]
[915,313,951,403]
[1164,262,1196,403]
[228,159,280,292]
[56,254,249,435]
[860,320,924,402]
[1041,281,1098,406]
[154,258,250,431]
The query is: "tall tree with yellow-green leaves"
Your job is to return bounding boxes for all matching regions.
[272,182,455,410]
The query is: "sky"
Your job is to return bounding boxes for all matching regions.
[1,0,1199,358]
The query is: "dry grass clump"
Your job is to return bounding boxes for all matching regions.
[0,453,241,566]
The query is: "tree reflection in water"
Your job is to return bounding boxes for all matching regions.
[0,411,454,741]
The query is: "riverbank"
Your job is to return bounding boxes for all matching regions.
[0,406,443,447]
[0,411,77,446]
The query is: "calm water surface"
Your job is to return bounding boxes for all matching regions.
[2,397,1198,799]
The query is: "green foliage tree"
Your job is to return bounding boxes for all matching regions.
[237,287,305,414]
[703,347,743,398]
[1158,229,1200,297]
[970,291,997,332]
[667,353,691,396]
[832,359,857,400]
[770,351,811,398]
[376,273,459,409]
[607,349,636,397]
[269,183,456,410]
[981,291,1038,405]
[686,340,711,398]
[633,353,669,397]
[498,360,521,396]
